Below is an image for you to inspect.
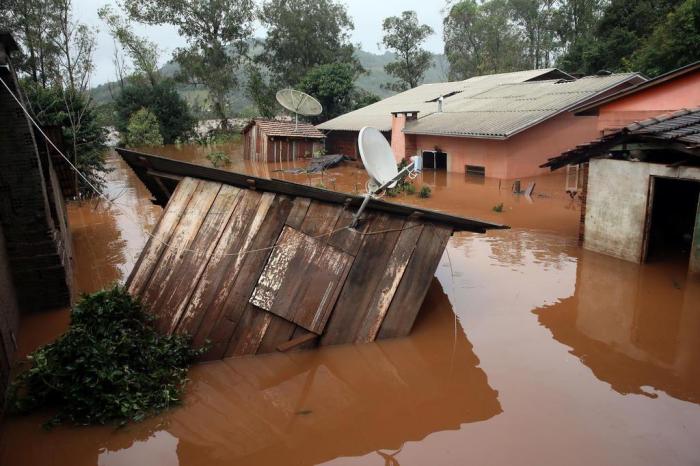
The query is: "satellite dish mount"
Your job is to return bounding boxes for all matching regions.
[351,126,419,228]
[276,88,323,130]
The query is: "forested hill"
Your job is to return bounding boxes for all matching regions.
[90,48,450,116]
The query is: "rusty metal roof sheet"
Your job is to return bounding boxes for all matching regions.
[542,107,700,170]
[316,68,577,133]
[245,119,325,139]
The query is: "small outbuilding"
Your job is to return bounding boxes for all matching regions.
[543,108,700,273]
[243,119,325,163]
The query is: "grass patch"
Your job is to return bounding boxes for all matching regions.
[8,286,204,428]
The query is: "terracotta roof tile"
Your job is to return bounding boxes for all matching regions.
[246,119,325,139]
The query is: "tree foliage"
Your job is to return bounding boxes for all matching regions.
[256,0,361,87]
[126,108,164,147]
[298,63,357,121]
[381,11,434,91]
[115,79,195,144]
[8,286,203,427]
[123,0,256,127]
[98,5,161,87]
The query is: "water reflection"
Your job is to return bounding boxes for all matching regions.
[535,251,700,403]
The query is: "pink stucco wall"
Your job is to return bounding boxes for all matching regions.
[412,112,600,179]
[597,71,700,131]
[390,114,407,163]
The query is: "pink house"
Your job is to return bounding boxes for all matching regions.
[318,69,643,179]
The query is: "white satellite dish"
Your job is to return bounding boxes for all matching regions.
[276,88,323,129]
[350,126,417,228]
[359,126,400,191]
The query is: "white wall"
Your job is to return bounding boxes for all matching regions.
[584,159,700,263]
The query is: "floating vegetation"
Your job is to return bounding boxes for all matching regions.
[419,185,432,198]
[492,202,504,212]
[206,151,230,167]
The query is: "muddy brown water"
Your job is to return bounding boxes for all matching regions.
[1,145,699,466]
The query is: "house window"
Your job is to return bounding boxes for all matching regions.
[465,165,485,177]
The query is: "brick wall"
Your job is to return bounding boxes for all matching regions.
[0,35,72,312]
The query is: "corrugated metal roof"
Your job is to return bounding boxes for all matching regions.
[245,119,325,139]
[317,68,573,133]
[542,107,700,169]
[317,69,643,139]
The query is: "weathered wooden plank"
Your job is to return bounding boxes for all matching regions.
[285,197,311,229]
[127,177,199,296]
[139,181,222,329]
[327,208,374,256]
[377,223,453,339]
[355,220,424,343]
[201,193,293,359]
[187,191,278,355]
[156,185,243,333]
[288,326,318,352]
[276,332,317,352]
[299,201,343,238]
[256,315,297,354]
[224,304,272,357]
[320,214,405,345]
[249,226,353,334]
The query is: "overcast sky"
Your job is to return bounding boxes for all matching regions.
[74,0,447,86]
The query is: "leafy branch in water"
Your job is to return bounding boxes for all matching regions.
[7,285,204,428]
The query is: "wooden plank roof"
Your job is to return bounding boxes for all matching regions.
[243,119,325,139]
[116,148,507,233]
[542,107,700,170]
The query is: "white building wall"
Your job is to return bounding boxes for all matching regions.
[584,159,700,263]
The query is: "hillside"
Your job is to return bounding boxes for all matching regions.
[90,47,449,117]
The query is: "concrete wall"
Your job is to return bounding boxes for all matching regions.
[0,223,19,400]
[597,71,700,132]
[412,111,601,179]
[584,159,700,263]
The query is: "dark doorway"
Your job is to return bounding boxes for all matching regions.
[422,151,447,170]
[645,177,700,263]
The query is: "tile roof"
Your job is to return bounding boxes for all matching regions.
[317,68,643,139]
[542,107,700,170]
[245,119,325,139]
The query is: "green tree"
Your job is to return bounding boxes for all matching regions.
[509,0,559,69]
[298,63,356,122]
[127,108,164,147]
[556,0,684,74]
[256,0,361,86]
[626,0,700,77]
[98,5,161,86]
[244,65,277,118]
[124,0,256,128]
[351,89,381,110]
[443,0,527,79]
[115,79,195,144]
[23,80,107,196]
[381,11,434,91]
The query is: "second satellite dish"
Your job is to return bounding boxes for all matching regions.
[276,88,322,129]
[358,126,399,190]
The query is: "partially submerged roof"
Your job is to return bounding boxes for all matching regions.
[542,107,700,170]
[117,148,506,360]
[317,68,643,139]
[317,68,574,132]
[574,61,700,115]
[243,119,324,139]
[117,148,505,233]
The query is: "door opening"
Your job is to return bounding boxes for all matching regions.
[645,177,700,264]
[422,151,447,170]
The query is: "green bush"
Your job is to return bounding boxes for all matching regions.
[492,202,504,212]
[8,285,203,427]
[127,108,164,147]
[418,185,432,198]
[206,151,230,167]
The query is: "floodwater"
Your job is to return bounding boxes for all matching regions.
[1,145,699,466]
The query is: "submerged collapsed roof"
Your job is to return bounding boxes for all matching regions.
[542,107,700,170]
[317,69,643,139]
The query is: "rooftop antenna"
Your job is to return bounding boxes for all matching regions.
[275,88,323,130]
[351,127,418,228]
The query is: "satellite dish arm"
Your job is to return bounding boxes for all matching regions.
[350,161,416,229]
